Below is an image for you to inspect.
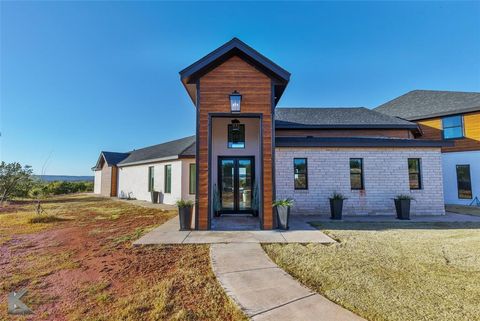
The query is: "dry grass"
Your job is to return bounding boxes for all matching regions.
[0,194,246,321]
[263,221,480,321]
[446,204,480,216]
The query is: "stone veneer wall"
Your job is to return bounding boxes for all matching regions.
[275,147,445,216]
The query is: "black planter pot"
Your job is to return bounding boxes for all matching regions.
[276,206,291,230]
[178,206,193,230]
[151,191,159,204]
[329,199,344,220]
[394,199,411,220]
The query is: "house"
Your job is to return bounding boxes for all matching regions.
[94,136,196,203]
[376,90,480,205]
[92,151,129,196]
[93,38,450,230]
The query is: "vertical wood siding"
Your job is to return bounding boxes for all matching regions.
[197,56,274,229]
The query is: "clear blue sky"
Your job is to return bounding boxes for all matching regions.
[1,1,479,176]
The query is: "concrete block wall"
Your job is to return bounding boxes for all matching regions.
[275,147,445,216]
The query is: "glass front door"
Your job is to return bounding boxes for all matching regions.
[218,157,254,214]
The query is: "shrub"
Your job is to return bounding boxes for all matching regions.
[176,199,194,208]
[273,198,294,207]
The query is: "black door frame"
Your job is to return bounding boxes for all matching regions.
[217,156,255,215]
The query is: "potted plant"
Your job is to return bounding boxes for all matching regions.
[151,190,159,204]
[394,194,414,220]
[329,192,346,220]
[176,199,194,230]
[273,198,294,230]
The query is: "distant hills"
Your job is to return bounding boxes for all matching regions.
[36,175,94,182]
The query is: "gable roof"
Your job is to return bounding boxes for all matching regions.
[118,135,196,167]
[375,90,480,120]
[275,107,418,129]
[179,37,290,106]
[93,151,130,170]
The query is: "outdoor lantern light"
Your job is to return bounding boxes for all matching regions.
[229,90,242,112]
[231,119,241,132]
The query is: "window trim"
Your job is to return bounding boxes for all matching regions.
[408,158,422,190]
[456,164,472,199]
[350,158,364,190]
[164,164,172,194]
[442,115,464,140]
[293,158,308,190]
[189,163,196,195]
[227,124,246,149]
[148,166,154,192]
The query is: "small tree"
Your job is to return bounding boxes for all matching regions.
[0,162,34,206]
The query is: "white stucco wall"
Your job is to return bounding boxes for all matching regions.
[94,170,102,194]
[275,147,445,216]
[117,158,195,204]
[442,151,480,205]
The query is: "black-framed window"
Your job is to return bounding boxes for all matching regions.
[350,158,364,190]
[227,124,245,148]
[442,115,464,139]
[408,158,422,189]
[294,158,308,190]
[148,166,154,192]
[456,165,472,199]
[164,164,172,193]
[189,163,196,194]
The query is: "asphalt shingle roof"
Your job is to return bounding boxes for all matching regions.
[275,107,417,129]
[375,90,480,120]
[118,135,196,166]
[102,152,130,166]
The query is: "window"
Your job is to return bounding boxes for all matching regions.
[148,166,154,192]
[164,165,172,193]
[350,158,364,190]
[294,158,308,190]
[456,165,472,199]
[408,158,422,189]
[228,124,245,148]
[189,164,196,194]
[442,115,464,139]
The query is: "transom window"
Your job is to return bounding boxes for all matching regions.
[228,120,245,149]
[456,165,472,199]
[350,158,364,190]
[294,158,308,190]
[442,115,464,139]
[408,158,422,189]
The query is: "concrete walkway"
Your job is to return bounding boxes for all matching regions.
[133,216,335,245]
[211,243,365,321]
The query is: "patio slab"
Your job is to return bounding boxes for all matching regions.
[133,216,335,245]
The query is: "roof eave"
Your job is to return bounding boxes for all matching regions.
[405,106,480,121]
[118,155,180,167]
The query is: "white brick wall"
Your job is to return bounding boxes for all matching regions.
[275,147,445,216]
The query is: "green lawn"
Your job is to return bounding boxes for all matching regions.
[263,222,480,321]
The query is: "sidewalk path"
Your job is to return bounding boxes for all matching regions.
[210,243,365,321]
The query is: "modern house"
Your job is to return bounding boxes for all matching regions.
[376,90,480,205]
[94,38,451,230]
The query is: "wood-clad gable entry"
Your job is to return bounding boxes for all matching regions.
[417,111,480,152]
[197,55,275,230]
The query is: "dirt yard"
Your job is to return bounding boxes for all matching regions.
[0,195,246,321]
